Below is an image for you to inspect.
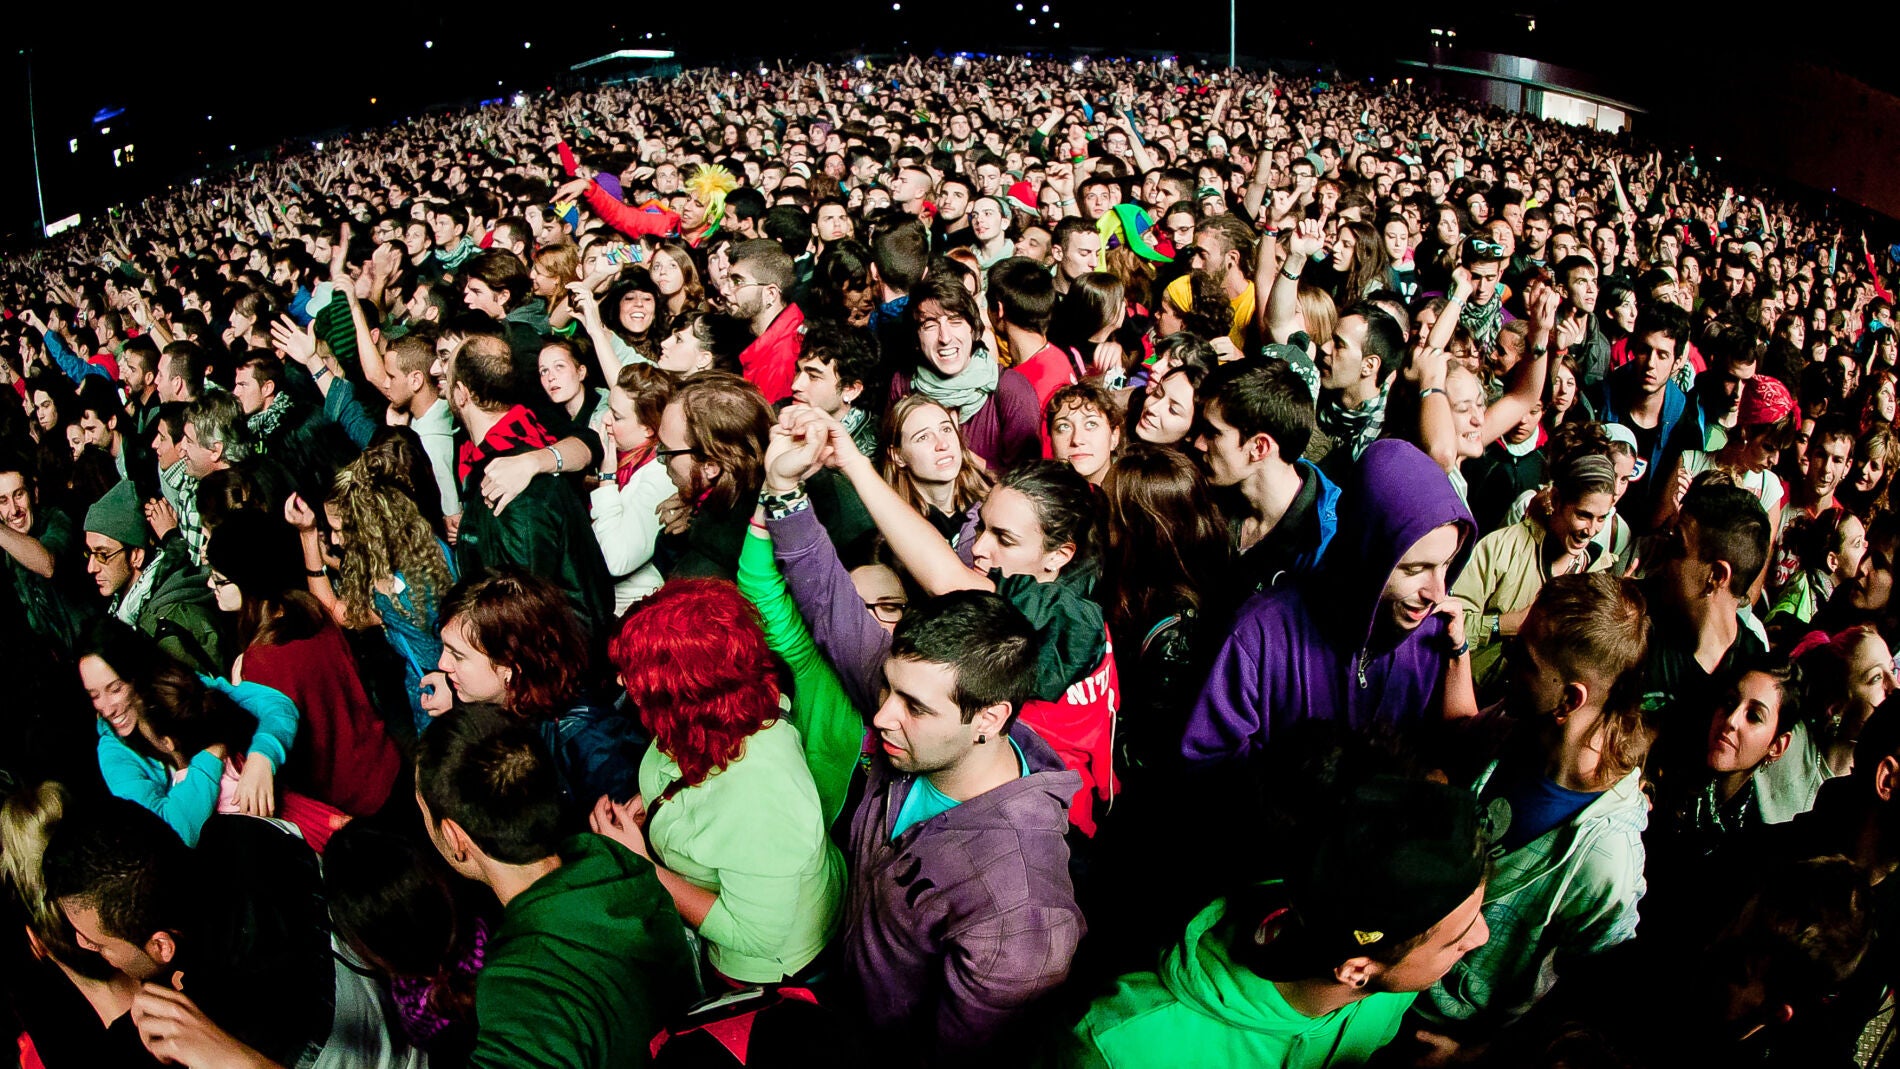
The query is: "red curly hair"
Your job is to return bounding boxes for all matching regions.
[610,579,780,788]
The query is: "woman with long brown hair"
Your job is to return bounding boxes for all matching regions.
[1099,443,1231,772]
[879,392,990,550]
[206,509,399,819]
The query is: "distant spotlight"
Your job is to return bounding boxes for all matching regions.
[1042,3,1049,9]
[954,56,967,66]
[1527,18,1535,30]
[512,92,528,107]
[101,127,110,135]
[855,58,867,69]
[1015,2,1022,8]
[1160,58,1173,69]
[206,114,213,120]
[229,144,236,151]
[1405,77,1413,85]
[892,2,900,8]
[523,41,531,48]
[424,39,433,48]
[1053,20,1059,26]
[370,97,377,104]
[1072,59,1085,72]
[1029,17,1036,24]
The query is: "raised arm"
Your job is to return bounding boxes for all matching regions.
[1479,281,1558,440]
[1266,218,1324,345]
[785,406,992,596]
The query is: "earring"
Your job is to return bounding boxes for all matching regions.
[1353,977,1368,988]
[975,733,987,744]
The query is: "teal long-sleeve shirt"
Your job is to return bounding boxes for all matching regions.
[95,676,300,847]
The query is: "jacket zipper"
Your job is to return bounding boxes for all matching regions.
[1356,646,1370,688]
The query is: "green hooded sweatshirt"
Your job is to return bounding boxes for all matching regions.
[470,834,695,1069]
[1054,894,1414,1069]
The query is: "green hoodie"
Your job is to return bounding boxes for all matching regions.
[1054,894,1414,1069]
[471,834,695,1069]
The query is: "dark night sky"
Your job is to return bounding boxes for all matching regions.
[4,2,1897,237]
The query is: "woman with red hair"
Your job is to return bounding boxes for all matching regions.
[593,579,843,984]
[421,567,642,820]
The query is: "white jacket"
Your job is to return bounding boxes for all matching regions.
[589,458,673,614]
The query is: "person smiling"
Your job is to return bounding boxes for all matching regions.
[1450,454,1619,691]
[888,273,1040,473]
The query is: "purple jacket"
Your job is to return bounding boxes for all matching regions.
[770,500,980,716]
[843,721,1084,1053]
[1183,439,1476,765]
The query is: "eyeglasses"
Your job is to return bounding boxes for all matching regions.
[208,573,235,589]
[84,545,125,565]
[655,447,700,462]
[864,599,909,624]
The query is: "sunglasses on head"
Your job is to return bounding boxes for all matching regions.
[1469,238,1506,257]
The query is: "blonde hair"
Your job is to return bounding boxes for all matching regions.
[1296,283,1337,345]
[1521,573,1655,786]
[1,782,82,965]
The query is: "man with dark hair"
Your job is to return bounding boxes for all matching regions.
[988,257,1070,416]
[461,248,549,370]
[45,800,334,1067]
[792,318,881,456]
[0,455,92,654]
[1591,303,1702,532]
[1050,216,1102,297]
[448,334,615,637]
[84,480,224,674]
[1194,360,1338,593]
[1315,304,1406,468]
[417,706,693,1068]
[844,590,1084,1054]
[157,340,206,403]
[724,187,768,239]
[728,239,806,403]
[1191,214,1260,350]
[933,174,976,249]
[1644,480,1770,715]
[119,336,164,438]
[1061,778,1489,1067]
[1555,255,1611,388]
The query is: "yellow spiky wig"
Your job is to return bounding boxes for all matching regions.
[686,164,740,227]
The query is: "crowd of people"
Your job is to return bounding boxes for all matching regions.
[2,50,1898,1069]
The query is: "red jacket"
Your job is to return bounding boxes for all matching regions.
[584,183,681,242]
[740,303,806,403]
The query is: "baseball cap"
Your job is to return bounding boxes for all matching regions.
[1601,423,1647,481]
[1288,777,1486,963]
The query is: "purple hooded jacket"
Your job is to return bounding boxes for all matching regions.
[1183,439,1476,765]
[844,720,1084,1053]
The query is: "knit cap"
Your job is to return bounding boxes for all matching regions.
[84,480,149,550]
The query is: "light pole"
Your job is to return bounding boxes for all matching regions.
[23,48,46,236]
[1229,0,1236,69]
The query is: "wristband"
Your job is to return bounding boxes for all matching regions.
[549,445,565,473]
[312,365,330,382]
[1449,640,1469,659]
[758,484,810,520]
[1530,345,1549,358]
[306,567,327,578]
[1279,267,1301,281]
[1420,387,1447,400]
